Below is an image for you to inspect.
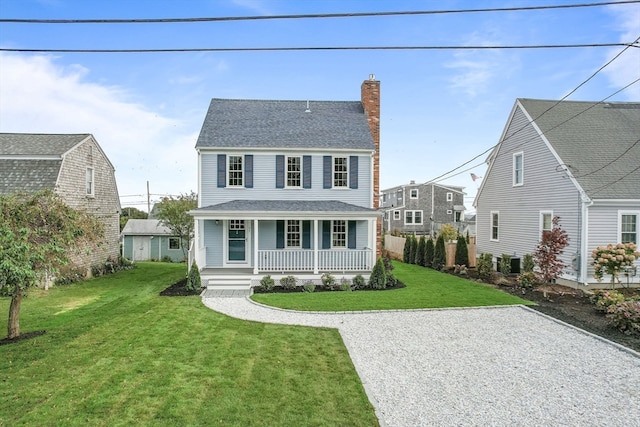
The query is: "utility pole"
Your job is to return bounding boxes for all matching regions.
[147,180,151,215]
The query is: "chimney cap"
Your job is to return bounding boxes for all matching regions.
[369,73,376,81]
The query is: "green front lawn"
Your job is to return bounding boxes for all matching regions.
[0,263,377,427]
[251,261,533,311]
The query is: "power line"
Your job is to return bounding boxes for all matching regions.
[0,43,631,54]
[574,138,640,178]
[2,1,637,24]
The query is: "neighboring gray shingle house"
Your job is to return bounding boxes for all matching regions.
[474,99,640,288]
[121,219,184,262]
[0,133,121,271]
[190,77,381,290]
[380,181,466,236]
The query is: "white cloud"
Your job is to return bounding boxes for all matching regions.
[0,53,198,211]
[603,4,640,99]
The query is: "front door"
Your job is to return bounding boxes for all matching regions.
[228,220,249,264]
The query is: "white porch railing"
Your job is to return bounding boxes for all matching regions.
[258,249,373,272]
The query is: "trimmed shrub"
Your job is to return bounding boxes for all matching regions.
[368,258,387,289]
[416,236,426,266]
[425,238,434,268]
[606,300,640,336]
[339,278,352,292]
[280,275,297,290]
[522,254,535,273]
[433,235,446,270]
[499,254,512,276]
[302,281,316,293]
[321,273,337,290]
[186,261,201,291]
[352,274,366,290]
[455,237,469,267]
[477,253,494,282]
[590,289,625,312]
[54,264,86,286]
[161,255,173,263]
[516,271,537,288]
[260,275,275,291]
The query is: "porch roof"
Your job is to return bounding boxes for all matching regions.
[190,199,380,219]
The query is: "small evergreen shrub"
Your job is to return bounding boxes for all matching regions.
[433,235,446,270]
[477,253,494,282]
[260,275,275,291]
[409,235,418,265]
[339,277,352,292]
[606,300,640,336]
[383,251,394,272]
[416,236,426,266]
[280,275,297,290]
[161,255,173,263]
[402,236,411,263]
[352,274,366,290]
[522,254,535,273]
[499,254,512,276]
[517,271,537,288]
[186,261,201,291]
[302,281,316,293]
[455,237,469,267]
[368,258,387,289]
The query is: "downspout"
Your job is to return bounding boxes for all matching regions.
[579,192,593,286]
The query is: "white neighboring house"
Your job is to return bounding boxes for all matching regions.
[474,98,640,289]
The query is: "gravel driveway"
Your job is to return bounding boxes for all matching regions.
[202,295,640,426]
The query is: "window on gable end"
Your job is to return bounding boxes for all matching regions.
[446,192,453,202]
[540,211,553,235]
[513,152,523,186]
[86,167,94,196]
[490,211,499,241]
[410,189,418,199]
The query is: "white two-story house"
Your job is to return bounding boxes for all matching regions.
[190,77,382,290]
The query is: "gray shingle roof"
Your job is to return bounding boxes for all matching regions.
[0,159,61,194]
[195,99,375,150]
[121,219,173,236]
[194,200,377,214]
[518,99,640,199]
[0,133,90,155]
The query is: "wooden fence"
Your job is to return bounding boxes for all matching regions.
[384,234,476,268]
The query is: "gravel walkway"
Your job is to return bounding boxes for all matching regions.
[202,295,640,427]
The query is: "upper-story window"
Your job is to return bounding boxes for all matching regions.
[621,212,638,244]
[446,192,453,202]
[86,167,94,196]
[410,189,418,199]
[228,155,243,187]
[513,152,524,186]
[287,156,301,188]
[333,157,348,187]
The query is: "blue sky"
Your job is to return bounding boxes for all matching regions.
[1,0,638,212]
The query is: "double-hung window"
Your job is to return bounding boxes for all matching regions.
[513,152,523,186]
[169,237,181,250]
[228,155,243,187]
[620,212,638,244]
[446,192,453,202]
[410,189,418,199]
[540,211,553,235]
[286,220,301,248]
[490,211,499,241]
[86,167,94,196]
[405,210,423,225]
[332,220,346,247]
[287,156,301,188]
[333,157,348,188]
[393,210,400,220]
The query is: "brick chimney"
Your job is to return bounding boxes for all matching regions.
[361,74,382,258]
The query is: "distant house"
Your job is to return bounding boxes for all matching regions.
[121,219,184,262]
[0,133,121,271]
[474,99,640,288]
[380,181,466,236]
[189,77,381,291]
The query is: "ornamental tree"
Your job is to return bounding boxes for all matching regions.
[154,191,198,260]
[533,216,569,283]
[591,243,640,289]
[0,190,103,339]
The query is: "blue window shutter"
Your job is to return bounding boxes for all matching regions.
[245,155,253,188]
[349,156,358,189]
[276,155,285,188]
[217,155,226,188]
[302,221,311,249]
[322,221,331,249]
[303,156,312,189]
[348,221,356,249]
[276,220,284,249]
[323,156,332,189]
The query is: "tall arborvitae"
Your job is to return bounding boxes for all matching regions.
[455,236,469,267]
[425,237,435,268]
[433,234,446,270]
[402,235,411,263]
[409,235,418,265]
[416,235,427,266]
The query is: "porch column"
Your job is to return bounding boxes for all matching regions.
[253,219,259,275]
[313,219,319,274]
[369,218,376,268]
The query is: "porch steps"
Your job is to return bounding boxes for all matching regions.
[205,275,253,291]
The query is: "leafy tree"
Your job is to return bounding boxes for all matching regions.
[425,238,434,268]
[119,207,148,231]
[455,236,469,266]
[0,190,103,339]
[416,235,426,266]
[154,191,197,260]
[439,224,457,242]
[533,216,569,283]
[433,235,446,270]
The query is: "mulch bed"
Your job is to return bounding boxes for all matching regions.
[0,330,47,346]
[159,278,202,296]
